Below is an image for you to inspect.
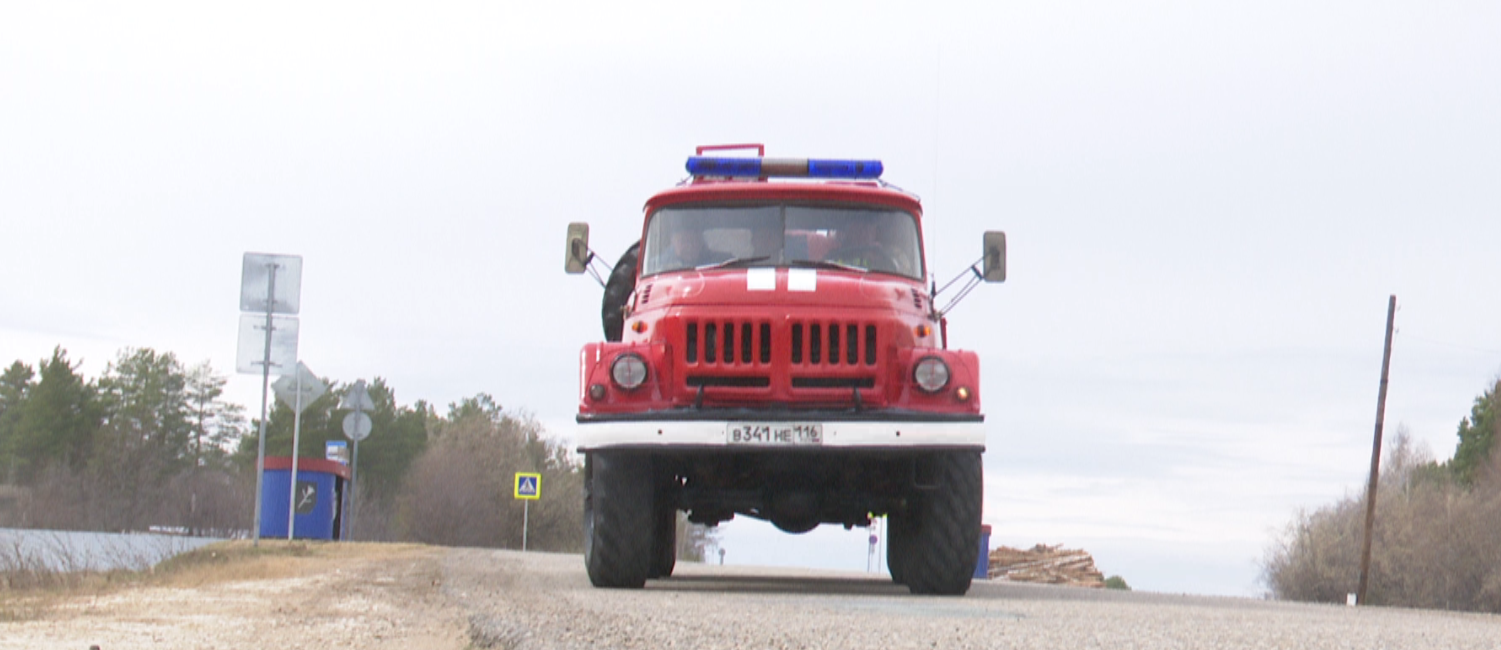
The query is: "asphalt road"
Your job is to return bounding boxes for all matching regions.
[442,549,1501,650]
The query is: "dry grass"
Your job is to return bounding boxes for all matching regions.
[151,539,434,588]
[2,536,436,622]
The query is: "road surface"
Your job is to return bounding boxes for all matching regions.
[6,543,1501,649]
[449,549,1501,649]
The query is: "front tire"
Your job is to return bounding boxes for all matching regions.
[904,451,983,596]
[584,452,654,588]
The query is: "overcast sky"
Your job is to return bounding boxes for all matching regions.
[4,2,1499,596]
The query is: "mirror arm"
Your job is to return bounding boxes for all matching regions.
[936,264,984,318]
[931,255,985,302]
[584,265,606,288]
[582,249,615,288]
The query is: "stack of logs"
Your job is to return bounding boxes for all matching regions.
[986,543,1106,588]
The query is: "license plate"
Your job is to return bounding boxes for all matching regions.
[726,422,824,446]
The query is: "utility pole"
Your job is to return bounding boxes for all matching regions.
[1357,294,1396,605]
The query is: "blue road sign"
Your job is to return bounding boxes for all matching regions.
[514,472,541,500]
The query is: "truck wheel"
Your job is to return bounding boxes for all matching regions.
[905,451,982,596]
[584,452,654,588]
[887,511,915,585]
[649,502,677,579]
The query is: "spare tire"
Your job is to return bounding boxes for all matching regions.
[601,242,640,342]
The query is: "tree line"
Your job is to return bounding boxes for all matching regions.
[0,347,246,533]
[1262,379,1501,612]
[0,345,716,558]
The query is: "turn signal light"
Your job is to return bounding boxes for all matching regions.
[588,383,607,401]
[955,386,971,402]
[915,324,932,338]
[631,321,648,334]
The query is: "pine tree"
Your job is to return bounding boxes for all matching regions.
[184,361,246,469]
[9,348,100,482]
[1450,379,1501,485]
[96,348,193,476]
[0,361,36,483]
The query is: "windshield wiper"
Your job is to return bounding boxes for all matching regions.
[696,256,769,270]
[789,259,867,273]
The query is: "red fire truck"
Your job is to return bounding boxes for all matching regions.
[565,144,1005,595]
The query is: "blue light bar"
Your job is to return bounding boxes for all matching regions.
[808,159,883,179]
[686,156,764,177]
[686,156,884,179]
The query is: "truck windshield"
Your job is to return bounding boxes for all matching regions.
[641,204,924,280]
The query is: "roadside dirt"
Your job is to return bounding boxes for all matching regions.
[0,541,468,650]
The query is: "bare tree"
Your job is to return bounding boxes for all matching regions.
[1264,425,1501,612]
[398,399,583,551]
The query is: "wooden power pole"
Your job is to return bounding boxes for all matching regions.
[1357,294,1397,605]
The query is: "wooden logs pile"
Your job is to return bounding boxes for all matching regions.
[986,543,1106,588]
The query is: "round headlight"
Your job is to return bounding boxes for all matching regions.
[610,353,648,390]
[912,356,950,393]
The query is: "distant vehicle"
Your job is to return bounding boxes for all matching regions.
[564,144,1005,595]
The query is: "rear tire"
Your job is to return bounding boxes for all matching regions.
[887,511,916,585]
[584,452,654,588]
[649,500,677,579]
[905,451,983,596]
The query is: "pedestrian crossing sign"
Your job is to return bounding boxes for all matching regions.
[514,472,541,500]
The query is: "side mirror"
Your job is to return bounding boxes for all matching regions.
[565,222,591,274]
[982,231,1006,283]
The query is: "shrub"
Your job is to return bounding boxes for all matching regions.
[1262,428,1501,612]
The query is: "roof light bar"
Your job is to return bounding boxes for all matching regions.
[687,156,883,180]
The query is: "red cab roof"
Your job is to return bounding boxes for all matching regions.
[644,181,923,218]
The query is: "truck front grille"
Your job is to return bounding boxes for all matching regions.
[790,321,877,367]
[684,320,772,366]
[681,318,882,398]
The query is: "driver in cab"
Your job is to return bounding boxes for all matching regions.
[660,223,731,271]
[825,217,904,275]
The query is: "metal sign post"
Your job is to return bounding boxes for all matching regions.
[289,368,301,541]
[273,362,325,541]
[514,472,541,551]
[236,253,302,546]
[341,380,374,541]
[253,277,274,547]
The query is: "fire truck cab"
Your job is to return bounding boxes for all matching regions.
[565,145,1005,595]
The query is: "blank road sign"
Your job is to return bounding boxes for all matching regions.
[514,473,541,500]
[343,411,372,442]
[235,314,299,375]
[341,379,376,412]
[240,253,303,314]
[272,362,326,414]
